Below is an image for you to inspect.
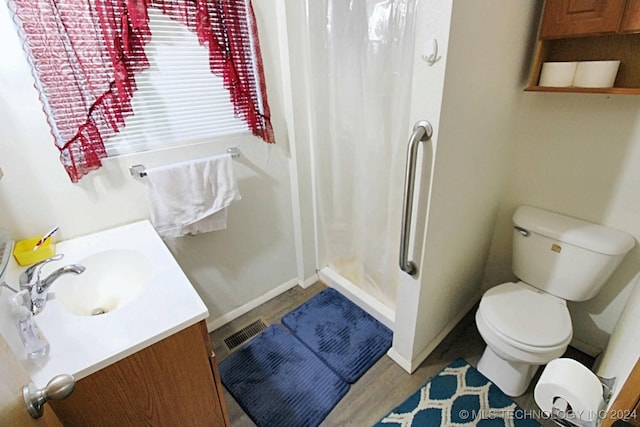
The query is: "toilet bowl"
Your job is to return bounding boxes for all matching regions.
[475,281,572,396]
[476,206,634,397]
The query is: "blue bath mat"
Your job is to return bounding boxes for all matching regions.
[218,324,349,427]
[374,359,541,426]
[281,287,393,383]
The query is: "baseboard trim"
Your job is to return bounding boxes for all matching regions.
[388,291,482,373]
[570,336,602,358]
[301,273,318,289]
[386,347,413,372]
[206,278,299,332]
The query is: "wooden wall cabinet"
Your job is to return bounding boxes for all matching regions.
[49,321,231,427]
[621,0,640,32]
[527,0,640,94]
[540,0,633,38]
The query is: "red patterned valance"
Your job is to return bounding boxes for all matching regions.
[8,0,274,182]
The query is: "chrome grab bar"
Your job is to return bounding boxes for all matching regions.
[399,120,433,276]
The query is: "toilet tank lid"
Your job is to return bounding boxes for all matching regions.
[513,206,635,256]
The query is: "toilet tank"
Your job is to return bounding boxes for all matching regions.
[512,206,635,301]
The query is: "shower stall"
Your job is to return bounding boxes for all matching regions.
[307,0,418,326]
[288,0,536,372]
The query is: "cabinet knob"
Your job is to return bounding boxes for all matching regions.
[23,374,75,419]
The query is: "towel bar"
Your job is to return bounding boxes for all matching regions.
[129,147,241,178]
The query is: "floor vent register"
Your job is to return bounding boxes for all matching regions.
[224,319,268,350]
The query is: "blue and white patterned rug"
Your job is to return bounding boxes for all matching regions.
[374,359,541,427]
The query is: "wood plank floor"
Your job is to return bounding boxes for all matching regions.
[209,282,593,427]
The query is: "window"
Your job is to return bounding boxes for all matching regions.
[8,0,273,182]
[105,8,252,156]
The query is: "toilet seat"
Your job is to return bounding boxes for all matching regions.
[478,282,572,349]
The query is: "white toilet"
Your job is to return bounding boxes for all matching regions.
[476,205,634,397]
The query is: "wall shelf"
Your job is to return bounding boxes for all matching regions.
[527,1,640,95]
[525,86,639,95]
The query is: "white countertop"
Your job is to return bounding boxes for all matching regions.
[0,220,208,388]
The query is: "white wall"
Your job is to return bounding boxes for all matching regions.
[391,0,452,367]
[596,275,640,405]
[482,93,640,353]
[281,0,319,287]
[392,0,541,367]
[0,3,298,330]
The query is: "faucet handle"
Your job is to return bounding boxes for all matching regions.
[19,254,64,289]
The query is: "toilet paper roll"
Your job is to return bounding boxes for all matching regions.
[573,60,620,88]
[534,358,605,423]
[539,61,578,87]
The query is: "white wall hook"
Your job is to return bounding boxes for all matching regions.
[421,39,442,67]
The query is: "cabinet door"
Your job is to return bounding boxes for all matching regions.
[540,0,627,38]
[50,321,229,427]
[620,0,640,32]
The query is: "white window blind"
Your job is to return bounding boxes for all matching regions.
[105,7,250,156]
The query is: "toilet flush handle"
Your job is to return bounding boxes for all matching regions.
[514,226,530,237]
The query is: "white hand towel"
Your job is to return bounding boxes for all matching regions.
[144,154,241,238]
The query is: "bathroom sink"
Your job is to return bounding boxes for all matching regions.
[54,249,152,316]
[0,220,208,388]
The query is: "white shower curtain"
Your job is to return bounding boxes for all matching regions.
[309,0,417,310]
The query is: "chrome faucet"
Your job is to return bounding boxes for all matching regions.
[19,254,85,315]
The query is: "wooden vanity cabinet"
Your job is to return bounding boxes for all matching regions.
[50,320,230,427]
[526,0,640,94]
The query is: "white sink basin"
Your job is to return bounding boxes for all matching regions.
[0,220,209,388]
[54,249,152,316]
